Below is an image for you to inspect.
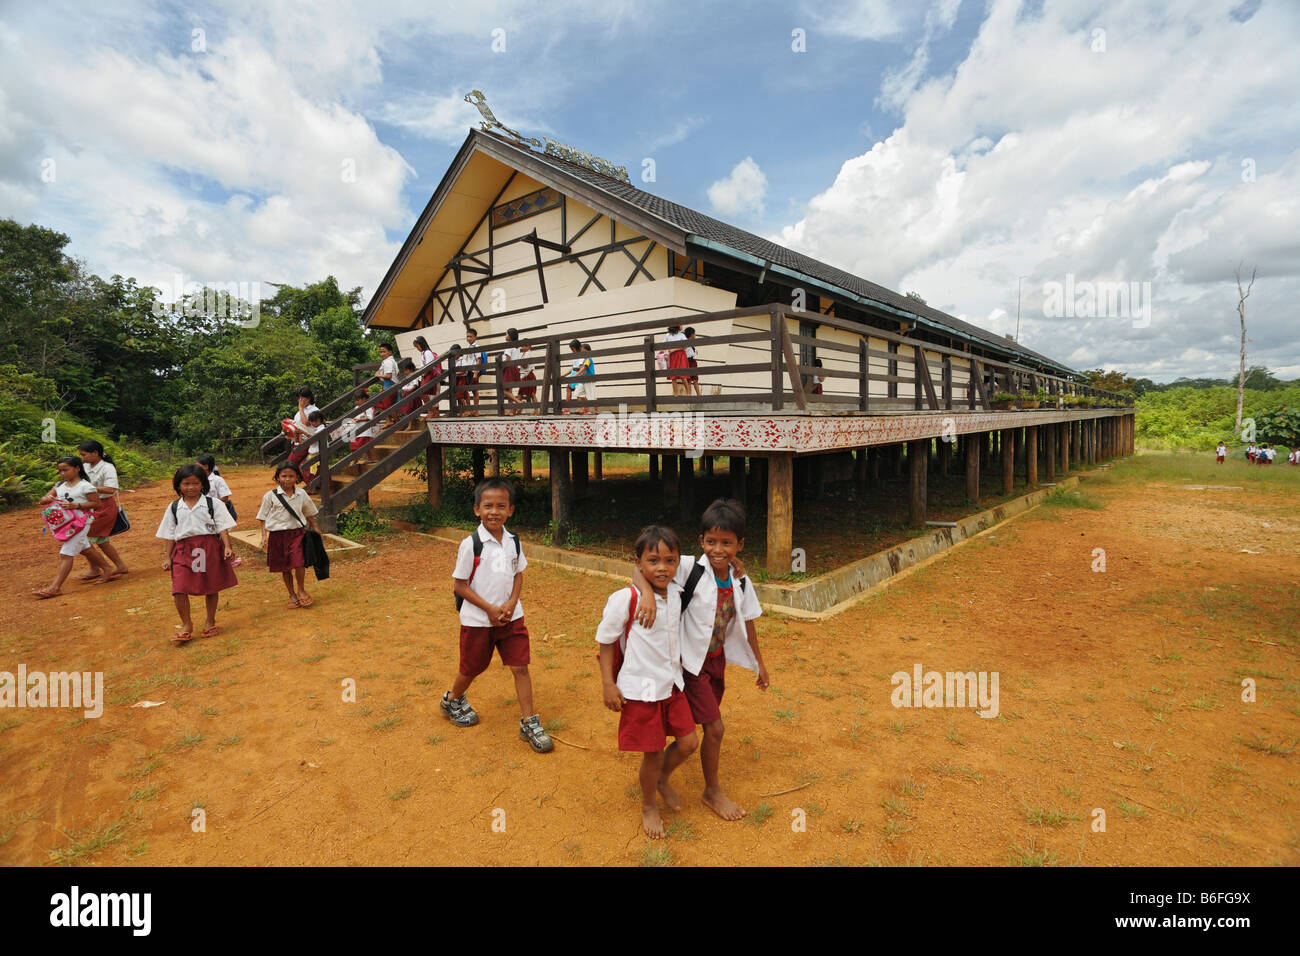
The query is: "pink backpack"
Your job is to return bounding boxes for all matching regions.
[42,502,88,542]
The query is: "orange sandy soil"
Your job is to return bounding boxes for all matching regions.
[1,456,1296,866]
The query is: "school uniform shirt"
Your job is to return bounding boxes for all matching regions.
[206,472,232,500]
[378,356,399,388]
[307,424,325,456]
[255,487,319,532]
[663,330,686,346]
[156,496,236,541]
[83,459,119,498]
[419,348,438,368]
[517,350,534,377]
[452,523,527,628]
[55,479,97,508]
[594,585,685,702]
[685,344,697,360]
[673,555,763,677]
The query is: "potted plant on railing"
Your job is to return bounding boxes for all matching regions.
[1076,395,1094,408]
[1017,391,1040,410]
[1061,392,1079,408]
[990,391,1017,410]
[1036,390,1055,407]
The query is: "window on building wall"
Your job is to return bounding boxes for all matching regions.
[799,320,818,370]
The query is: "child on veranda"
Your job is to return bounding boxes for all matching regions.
[632,498,770,821]
[256,462,322,609]
[443,478,554,753]
[597,525,698,839]
[157,464,238,643]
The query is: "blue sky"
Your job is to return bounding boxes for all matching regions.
[2,0,1297,380]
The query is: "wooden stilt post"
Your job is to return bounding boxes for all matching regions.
[663,452,678,500]
[730,456,746,503]
[1045,423,1056,480]
[649,453,659,482]
[908,439,928,526]
[766,453,793,576]
[426,445,443,509]
[572,450,588,497]
[702,455,713,478]
[965,430,980,504]
[938,437,951,477]
[1026,425,1038,488]
[870,446,881,483]
[593,451,603,480]
[522,449,533,483]
[854,447,868,487]
[1001,428,1015,495]
[680,454,695,521]
[1059,421,1068,474]
[489,448,500,477]
[550,447,572,544]
[472,448,485,483]
[893,443,904,478]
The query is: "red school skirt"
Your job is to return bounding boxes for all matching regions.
[170,535,238,595]
[88,494,119,538]
[502,364,521,385]
[519,370,537,401]
[668,348,690,380]
[267,528,306,573]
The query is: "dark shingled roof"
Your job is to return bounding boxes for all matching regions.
[489,132,1075,375]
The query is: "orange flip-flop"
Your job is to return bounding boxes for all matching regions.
[201,624,220,638]
[171,629,193,645]
[298,594,314,608]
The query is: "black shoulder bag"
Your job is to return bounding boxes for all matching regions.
[274,490,330,581]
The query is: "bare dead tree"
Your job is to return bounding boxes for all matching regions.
[1234,261,1256,434]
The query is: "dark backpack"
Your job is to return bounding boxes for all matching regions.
[171,496,216,525]
[455,531,521,611]
[680,560,747,613]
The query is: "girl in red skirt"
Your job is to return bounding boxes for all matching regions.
[255,463,322,609]
[664,324,690,395]
[501,327,523,413]
[156,464,238,644]
[517,342,537,412]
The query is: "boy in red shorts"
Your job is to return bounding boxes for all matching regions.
[443,477,553,753]
[633,499,769,821]
[597,525,698,838]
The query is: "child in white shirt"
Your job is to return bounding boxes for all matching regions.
[597,525,699,838]
[157,464,238,642]
[34,456,111,598]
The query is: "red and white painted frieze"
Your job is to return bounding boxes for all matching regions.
[426,408,1131,454]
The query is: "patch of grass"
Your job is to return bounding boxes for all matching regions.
[931,762,983,783]
[300,653,327,664]
[563,840,581,859]
[215,735,244,750]
[882,820,913,840]
[371,715,404,732]
[1041,488,1105,510]
[127,784,166,802]
[842,818,864,835]
[665,819,698,841]
[746,802,774,826]
[945,722,966,746]
[1115,798,1148,819]
[48,818,129,865]
[1008,838,1060,866]
[1236,735,1296,756]
[639,845,674,867]
[544,718,566,733]
[121,758,163,780]
[171,731,205,750]
[881,795,913,818]
[899,777,925,798]
[1057,783,1081,802]
[425,735,444,746]
[772,709,798,723]
[1021,806,1081,827]
[390,787,413,801]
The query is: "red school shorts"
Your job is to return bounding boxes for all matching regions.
[682,649,727,725]
[458,617,530,678]
[618,687,695,752]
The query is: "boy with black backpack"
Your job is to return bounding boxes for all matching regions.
[443,478,553,753]
[632,498,769,821]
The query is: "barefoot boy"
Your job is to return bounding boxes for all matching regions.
[634,499,769,821]
[443,478,554,753]
[597,525,698,838]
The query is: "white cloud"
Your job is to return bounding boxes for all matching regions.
[804,0,909,40]
[774,0,1300,379]
[708,157,768,219]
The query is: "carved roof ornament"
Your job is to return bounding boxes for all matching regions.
[463,90,630,184]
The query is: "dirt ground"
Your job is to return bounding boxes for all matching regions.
[1,455,1297,866]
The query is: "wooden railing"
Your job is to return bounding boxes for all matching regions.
[385,303,1130,417]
